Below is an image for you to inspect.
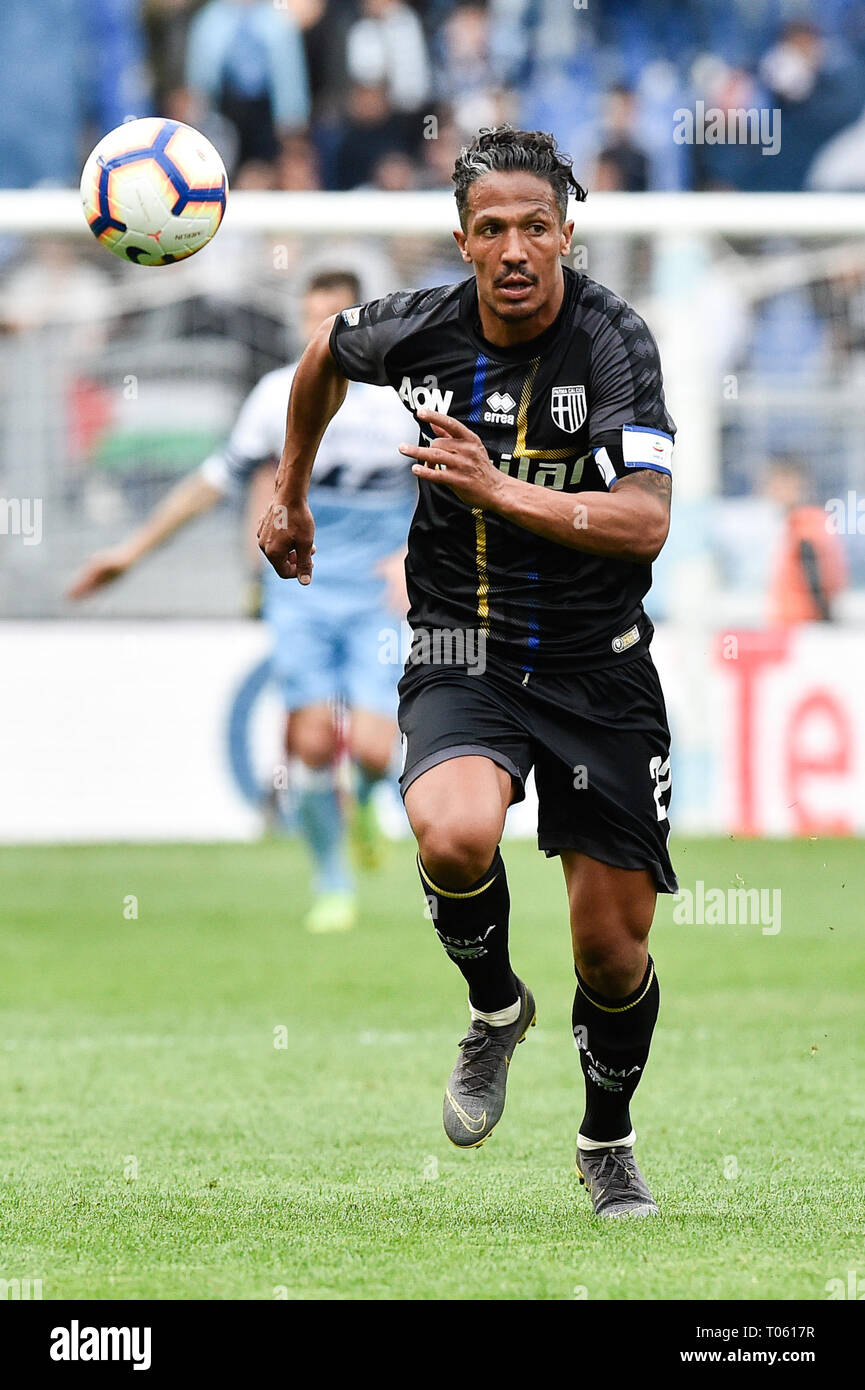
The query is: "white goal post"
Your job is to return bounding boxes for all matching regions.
[4,188,865,234]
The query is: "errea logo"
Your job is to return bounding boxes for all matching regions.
[398,376,454,414]
[484,391,516,425]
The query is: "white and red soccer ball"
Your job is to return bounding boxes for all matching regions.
[80,117,228,266]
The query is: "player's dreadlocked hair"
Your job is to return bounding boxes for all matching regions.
[453,126,587,230]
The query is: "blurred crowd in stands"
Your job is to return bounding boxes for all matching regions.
[6,0,865,193]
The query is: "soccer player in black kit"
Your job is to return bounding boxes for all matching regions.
[259,126,677,1218]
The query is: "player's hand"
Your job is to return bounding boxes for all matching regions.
[67,545,135,599]
[257,496,316,583]
[399,408,504,509]
[375,549,409,614]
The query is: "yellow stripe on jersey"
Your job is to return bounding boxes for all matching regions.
[471,356,581,633]
[516,357,577,460]
[472,506,490,633]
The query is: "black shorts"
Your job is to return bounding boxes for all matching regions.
[397,651,677,893]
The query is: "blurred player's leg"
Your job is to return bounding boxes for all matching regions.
[404,755,535,1147]
[266,573,360,932]
[346,708,395,870]
[287,704,356,934]
[563,853,660,1217]
[342,606,403,868]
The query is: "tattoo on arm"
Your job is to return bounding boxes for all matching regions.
[612,468,672,512]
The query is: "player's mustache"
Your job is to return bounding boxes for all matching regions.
[495,269,537,285]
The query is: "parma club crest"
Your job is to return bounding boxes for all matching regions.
[550,384,587,434]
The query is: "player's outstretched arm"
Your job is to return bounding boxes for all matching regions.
[400,409,671,564]
[66,471,223,599]
[257,315,348,584]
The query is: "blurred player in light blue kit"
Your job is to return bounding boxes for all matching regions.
[69,271,416,932]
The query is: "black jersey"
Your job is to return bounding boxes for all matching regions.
[328,265,675,673]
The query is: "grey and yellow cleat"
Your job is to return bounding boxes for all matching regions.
[349,797,386,871]
[443,979,536,1148]
[576,1145,659,1218]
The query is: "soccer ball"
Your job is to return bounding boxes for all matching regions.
[80,118,228,266]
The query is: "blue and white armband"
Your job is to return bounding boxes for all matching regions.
[593,426,674,488]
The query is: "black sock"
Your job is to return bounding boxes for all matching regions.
[418,848,517,1012]
[572,956,659,1144]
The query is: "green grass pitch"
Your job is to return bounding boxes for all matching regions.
[1,836,862,1301]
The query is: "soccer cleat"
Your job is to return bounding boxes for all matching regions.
[575,1144,659,1218]
[304,890,357,934]
[443,979,536,1148]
